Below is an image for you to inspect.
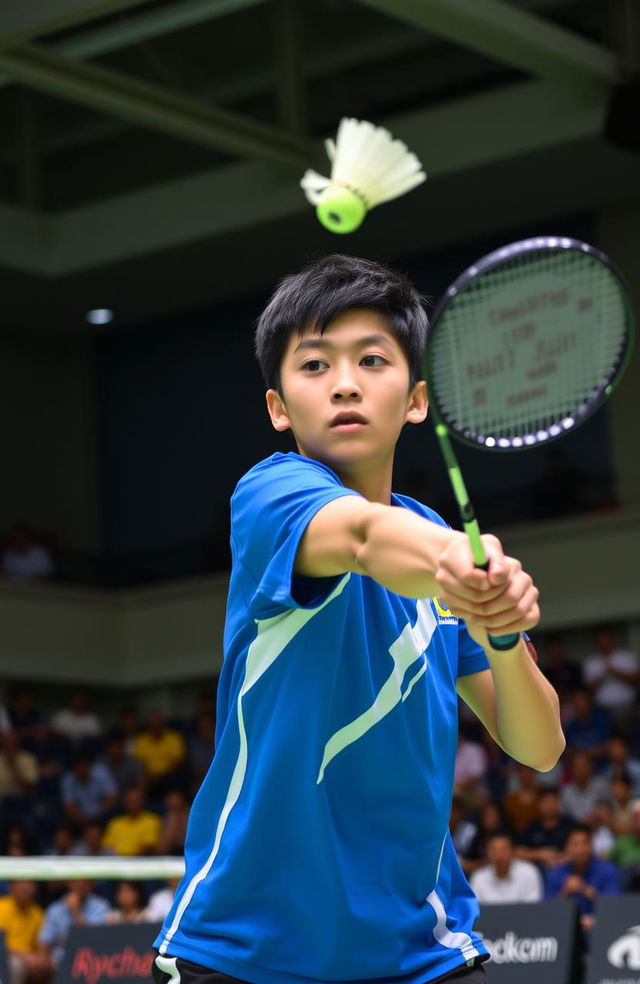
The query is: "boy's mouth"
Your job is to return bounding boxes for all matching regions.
[330,411,368,431]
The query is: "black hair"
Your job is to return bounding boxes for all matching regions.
[486,829,515,846]
[254,254,428,393]
[116,879,147,908]
[564,823,591,847]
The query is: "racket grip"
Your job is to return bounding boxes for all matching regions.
[476,560,520,651]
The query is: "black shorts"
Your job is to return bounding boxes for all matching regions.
[152,952,487,984]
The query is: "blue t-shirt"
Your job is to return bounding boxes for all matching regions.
[155,452,490,984]
[545,856,621,914]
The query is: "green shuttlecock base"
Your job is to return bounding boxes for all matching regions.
[315,186,367,234]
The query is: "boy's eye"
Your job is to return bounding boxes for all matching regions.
[302,359,327,372]
[361,354,386,367]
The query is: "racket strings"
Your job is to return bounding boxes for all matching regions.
[430,248,628,444]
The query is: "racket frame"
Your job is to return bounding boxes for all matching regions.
[423,235,635,651]
[425,236,635,453]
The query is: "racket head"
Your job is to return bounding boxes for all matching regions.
[424,237,635,451]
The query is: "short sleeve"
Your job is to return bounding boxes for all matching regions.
[231,454,362,619]
[457,621,490,679]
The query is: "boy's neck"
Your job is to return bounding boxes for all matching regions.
[297,448,394,504]
[332,457,394,504]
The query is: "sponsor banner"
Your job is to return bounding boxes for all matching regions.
[0,933,9,984]
[588,895,640,984]
[54,923,162,984]
[476,899,579,984]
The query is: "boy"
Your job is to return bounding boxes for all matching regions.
[153,255,564,984]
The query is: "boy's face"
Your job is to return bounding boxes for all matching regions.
[266,308,427,474]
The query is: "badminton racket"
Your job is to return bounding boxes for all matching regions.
[424,236,634,650]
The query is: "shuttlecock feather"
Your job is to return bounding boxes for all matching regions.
[300,117,426,234]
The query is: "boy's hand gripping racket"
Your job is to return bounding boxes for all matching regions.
[424,236,634,650]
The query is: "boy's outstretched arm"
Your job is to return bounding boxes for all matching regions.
[296,497,565,772]
[296,497,535,629]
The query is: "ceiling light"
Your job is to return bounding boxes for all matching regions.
[86,308,114,325]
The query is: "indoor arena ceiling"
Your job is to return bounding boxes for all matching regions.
[0,0,637,334]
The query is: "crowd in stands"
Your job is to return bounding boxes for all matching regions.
[0,687,215,983]
[0,625,638,981]
[0,523,55,583]
[452,625,640,940]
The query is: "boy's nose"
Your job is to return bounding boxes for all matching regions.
[331,372,362,400]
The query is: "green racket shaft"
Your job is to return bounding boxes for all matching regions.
[435,423,520,651]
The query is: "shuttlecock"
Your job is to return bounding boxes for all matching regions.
[300,117,426,234]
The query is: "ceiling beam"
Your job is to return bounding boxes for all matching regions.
[42,79,605,275]
[0,42,314,167]
[354,0,621,94]
[0,0,155,49]
[0,79,608,277]
[0,0,269,92]
[0,27,425,164]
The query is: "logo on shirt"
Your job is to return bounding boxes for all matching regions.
[432,596,457,626]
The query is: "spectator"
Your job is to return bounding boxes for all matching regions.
[101,787,162,857]
[118,708,140,755]
[42,825,78,905]
[564,690,613,761]
[449,797,478,863]
[463,802,512,875]
[502,765,541,832]
[132,710,186,797]
[0,823,38,858]
[0,880,48,984]
[542,635,582,702]
[469,832,543,903]
[453,727,489,807]
[600,736,640,796]
[100,731,144,795]
[38,879,109,968]
[0,731,38,797]
[143,877,181,923]
[189,689,217,735]
[545,825,620,932]
[1,522,53,581]
[611,776,634,834]
[561,751,612,824]
[8,689,44,740]
[583,625,639,728]
[591,800,617,857]
[516,787,576,869]
[609,800,640,890]
[48,824,76,858]
[106,881,148,924]
[188,713,215,791]
[51,692,102,747]
[69,821,115,858]
[22,722,71,782]
[61,753,118,829]
[160,789,190,856]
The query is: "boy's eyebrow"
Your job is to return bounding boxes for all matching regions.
[293,333,395,354]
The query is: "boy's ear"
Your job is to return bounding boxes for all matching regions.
[266,389,291,432]
[406,379,428,425]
